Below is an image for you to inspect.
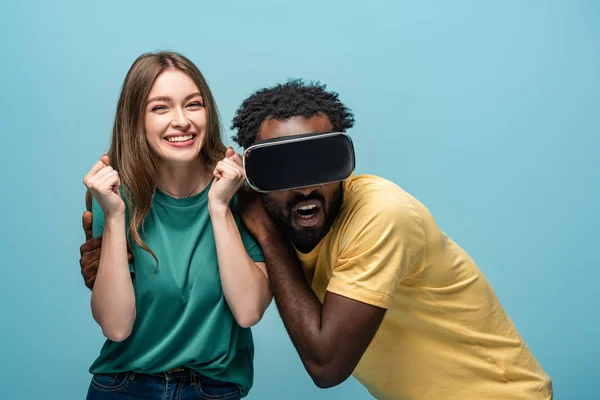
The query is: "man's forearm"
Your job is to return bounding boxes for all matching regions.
[258,230,333,372]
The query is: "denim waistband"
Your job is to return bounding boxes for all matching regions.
[122,367,203,385]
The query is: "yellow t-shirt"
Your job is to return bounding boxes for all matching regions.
[296,174,553,400]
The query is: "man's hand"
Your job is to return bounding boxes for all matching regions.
[237,185,278,242]
[79,210,132,290]
[80,211,101,289]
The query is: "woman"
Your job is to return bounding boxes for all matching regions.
[82,51,271,399]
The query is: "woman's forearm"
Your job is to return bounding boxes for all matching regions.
[210,205,272,327]
[90,214,136,341]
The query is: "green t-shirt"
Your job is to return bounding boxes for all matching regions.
[89,182,264,397]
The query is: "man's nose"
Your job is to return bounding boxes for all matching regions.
[294,186,319,197]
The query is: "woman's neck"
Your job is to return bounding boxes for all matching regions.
[156,158,211,199]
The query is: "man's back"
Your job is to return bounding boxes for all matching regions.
[296,174,552,400]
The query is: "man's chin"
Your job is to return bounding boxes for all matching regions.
[289,225,325,253]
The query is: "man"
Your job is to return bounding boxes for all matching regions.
[80,79,553,399]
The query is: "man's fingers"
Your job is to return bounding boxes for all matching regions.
[84,274,97,290]
[80,235,102,256]
[101,154,110,166]
[82,211,93,241]
[226,146,235,158]
[81,258,99,282]
[80,246,102,266]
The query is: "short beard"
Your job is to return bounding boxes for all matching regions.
[261,184,343,253]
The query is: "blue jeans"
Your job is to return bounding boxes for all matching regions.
[86,368,242,400]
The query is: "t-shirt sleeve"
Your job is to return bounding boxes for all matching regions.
[230,195,265,263]
[91,196,135,273]
[327,192,426,309]
[91,196,105,239]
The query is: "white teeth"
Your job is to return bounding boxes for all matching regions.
[296,204,318,219]
[166,135,194,142]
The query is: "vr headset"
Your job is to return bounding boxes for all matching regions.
[243,132,356,192]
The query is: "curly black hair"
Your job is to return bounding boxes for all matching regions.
[231,79,355,149]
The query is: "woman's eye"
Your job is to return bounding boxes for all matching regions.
[152,105,167,112]
[188,102,204,108]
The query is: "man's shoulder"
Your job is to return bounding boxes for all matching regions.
[330,174,428,277]
[342,173,420,215]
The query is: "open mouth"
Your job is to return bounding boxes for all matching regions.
[296,204,318,219]
[292,200,323,227]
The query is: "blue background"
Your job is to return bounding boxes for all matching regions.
[1,1,598,399]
